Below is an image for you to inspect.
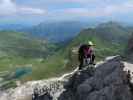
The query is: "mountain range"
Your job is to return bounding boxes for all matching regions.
[1,21,132,44]
[0,21,132,81]
[20,21,90,42]
[44,21,133,77]
[66,21,132,59]
[0,24,31,31]
[19,21,133,43]
[0,21,133,97]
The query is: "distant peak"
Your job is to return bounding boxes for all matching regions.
[96,21,123,28]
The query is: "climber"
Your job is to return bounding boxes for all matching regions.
[78,41,95,70]
[84,41,95,65]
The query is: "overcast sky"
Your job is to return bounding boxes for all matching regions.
[0,0,133,25]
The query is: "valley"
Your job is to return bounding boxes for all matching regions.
[0,21,132,90]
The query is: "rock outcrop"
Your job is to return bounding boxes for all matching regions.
[0,56,133,100]
[59,56,133,100]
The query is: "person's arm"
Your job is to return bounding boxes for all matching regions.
[90,47,94,55]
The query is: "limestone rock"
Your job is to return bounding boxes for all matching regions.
[59,56,133,100]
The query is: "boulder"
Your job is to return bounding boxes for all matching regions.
[59,56,133,100]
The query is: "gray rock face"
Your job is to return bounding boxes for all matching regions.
[59,56,133,100]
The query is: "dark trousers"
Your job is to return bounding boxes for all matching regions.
[90,54,95,64]
[79,57,84,70]
[79,54,95,70]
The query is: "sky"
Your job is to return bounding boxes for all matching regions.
[0,0,133,25]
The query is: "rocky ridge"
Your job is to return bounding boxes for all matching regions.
[0,56,133,100]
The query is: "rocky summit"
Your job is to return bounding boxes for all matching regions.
[1,56,133,100]
[59,56,133,100]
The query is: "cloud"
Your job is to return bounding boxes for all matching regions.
[39,0,99,4]
[57,0,99,3]
[98,1,133,16]
[1,0,132,18]
[0,0,17,15]
[18,7,47,15]
[49,0,94,3]
[69,8,101,17]
[0,0,46,16]
[52,1,133,19]
[0,0,133,23]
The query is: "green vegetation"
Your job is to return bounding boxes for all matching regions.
[24,22,130,81]
[0,22,132,84]
[69,32,125,60]
[0,31,61,82]
[0,31,58,58]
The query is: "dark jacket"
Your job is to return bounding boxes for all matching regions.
[78,44,88,61]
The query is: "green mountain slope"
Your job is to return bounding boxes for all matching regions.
[0,31,59,78]
[94,21,131,42]
[62,22,131,57]
[61,22,131,63]
[0,31,57,58]
[26,22,132,80]
[0,22,132,82]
